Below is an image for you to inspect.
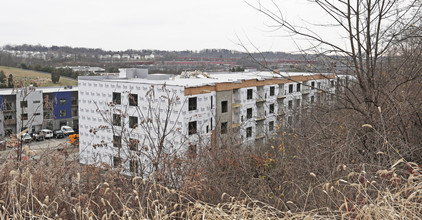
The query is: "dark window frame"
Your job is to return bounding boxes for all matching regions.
[269,121,274,131]
[289,84,294,93]
[188,121,197,135]
[247,89,253,100]
[129,93,138,106]
[112,92,121,105]
[60,98,66,105]
[295,99,301,108]
[221,101,228,113]
[221,122,228,134]
[21,113,28,120]
[247,108,252,119]
[20,101,28,108]
[270,86,275,96]
[113,156,122,168]
[288,100,293,109]
[129,138,139,151]
[113,135,122,148]
[130,159,140,174]
[72,109,78,116]
[60,110,66,117]
[188,97,197,111]
[129,116,138,128]
[269,104,274,114]
[246,127,252,138]
[188,143,197,158]
[113,114,122,126]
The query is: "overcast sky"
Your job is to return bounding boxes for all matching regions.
[0,0,337,52]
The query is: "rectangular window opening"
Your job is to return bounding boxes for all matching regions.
[188,121,197,135]
[269,121,274,131]
[269,104,274,114]
[189,97,197,111]
[21,113,28,120]
[113,135,121,148]
[113,114,122,126]
[129,138,139,151]
[246,127,252,138]
[60,98,66,105]
[113,156,121,168]
[247,89,253,100]
[60,110,66,117]
[221,101,228,113]
[270,86,275,96]
[247,108,252,119]
[129,116,138,128]
[221,122,228,134]
[112,92,121,105]
[129,94,138,106]
[21,101,28,108]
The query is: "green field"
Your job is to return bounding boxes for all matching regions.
[0,66,77,87]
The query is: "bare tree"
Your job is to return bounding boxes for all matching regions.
[245,0,422,161]
[91,84,211,186]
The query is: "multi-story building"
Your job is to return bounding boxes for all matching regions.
[0,86,78,137]
[78,69,336,174]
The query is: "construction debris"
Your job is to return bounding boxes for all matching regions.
[174,70,215,79]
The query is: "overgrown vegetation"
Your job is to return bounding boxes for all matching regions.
[2,0,422,219]
[0,144,421,219]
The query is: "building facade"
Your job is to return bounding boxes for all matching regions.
[0,86,78,137]
[78,69,336,174]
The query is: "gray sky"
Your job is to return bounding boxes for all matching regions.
[0,0,337,52]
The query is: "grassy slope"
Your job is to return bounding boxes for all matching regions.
[0,66,77,87]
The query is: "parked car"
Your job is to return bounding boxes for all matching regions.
[41,129,53,139]
[0,140,6,151]
[61,126,75,135]
[32,131,45,141]
[54,130,65,139]
[21,133,33,143]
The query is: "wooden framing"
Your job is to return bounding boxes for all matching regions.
[184,74,335,96]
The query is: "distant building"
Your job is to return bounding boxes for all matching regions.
[131,54,141,60]
[57,66,105,74]
[0,86,78,137]
[112,54,121,60]
[100,54,112,60]
[144,54,155,60]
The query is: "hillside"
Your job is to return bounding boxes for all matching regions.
[0,66,77,87]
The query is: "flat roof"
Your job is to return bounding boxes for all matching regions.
[79,71,332,88]
[0,86,78,95]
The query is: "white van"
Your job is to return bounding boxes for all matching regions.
[41,129,53,139]
[61,126,75,135]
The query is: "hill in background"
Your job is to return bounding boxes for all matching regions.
[0,66,77,88]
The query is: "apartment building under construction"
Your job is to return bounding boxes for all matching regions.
[78,68,336,174]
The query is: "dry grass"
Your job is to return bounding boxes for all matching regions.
[0,66,77,87]
[0,150,421,219]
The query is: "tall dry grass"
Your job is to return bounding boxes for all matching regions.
[0,148,421,219]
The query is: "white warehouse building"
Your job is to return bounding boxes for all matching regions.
[78,69,336,174]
